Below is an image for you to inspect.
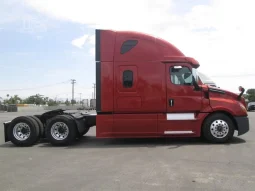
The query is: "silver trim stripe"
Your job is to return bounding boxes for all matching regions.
[164,131,194,134]
[166,113,195,120]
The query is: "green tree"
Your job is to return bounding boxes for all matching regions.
[71,99,76,105]
[65,99,70,106]
[23,94,45,105]
[8,95,22,104]
[48,99,58,106]
[44,97,49,104]
[2,95,22,104]
[246,89,255,102]
[4,94,10,104]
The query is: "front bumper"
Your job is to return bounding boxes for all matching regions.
[234,116,249,136]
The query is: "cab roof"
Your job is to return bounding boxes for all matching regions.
[96,29,200,68]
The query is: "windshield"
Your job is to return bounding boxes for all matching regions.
[192,68,199,84]
[198,71,214,83]
[198,71,217,86]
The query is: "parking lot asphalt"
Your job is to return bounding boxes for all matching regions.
[0,111,255,191]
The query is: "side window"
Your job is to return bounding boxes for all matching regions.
[170,66,193,85]
[120,40,138,54]
[123,70,133,88]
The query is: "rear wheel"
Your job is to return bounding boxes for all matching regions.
[64,115,90,138]
[45,115,77,146]
[7,116,40,146]
[202,113,235,143]
[28,115,44,139]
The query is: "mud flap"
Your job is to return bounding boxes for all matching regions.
[3,121,11,142]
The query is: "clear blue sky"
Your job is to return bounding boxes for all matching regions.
[0,0,254,101]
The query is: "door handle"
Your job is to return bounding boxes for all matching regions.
[169,99,174,106]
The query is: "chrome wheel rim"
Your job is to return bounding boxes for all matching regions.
[210,119,229,138]
[13,123,31,141]
[51,122,69,140]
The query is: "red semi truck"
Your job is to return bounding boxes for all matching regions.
[3,29,249,146]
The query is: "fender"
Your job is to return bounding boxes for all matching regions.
[211,106,236,116]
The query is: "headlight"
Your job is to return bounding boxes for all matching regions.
[239,102,247,113]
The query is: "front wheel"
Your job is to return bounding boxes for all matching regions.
[202,113,235,143]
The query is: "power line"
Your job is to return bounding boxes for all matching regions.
[49,92,87,97]
[0,81,70,92]
[210,74,255,78]
[75,85,94,90]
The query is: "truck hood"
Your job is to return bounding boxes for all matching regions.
[208,87,239,99]
[207,86,247,113]
[208,86,242,102]
[208,86,246,107]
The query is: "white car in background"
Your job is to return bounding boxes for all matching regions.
[247,102,255,111]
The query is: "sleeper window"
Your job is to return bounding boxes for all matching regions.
[170,66,193,85]
[120,40,138,54]
[123,70,133,88]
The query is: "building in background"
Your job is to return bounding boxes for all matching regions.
[82,99,89,107]
[90,99,96,109]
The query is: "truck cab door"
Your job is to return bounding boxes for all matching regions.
[166,63,202,113]
[158,63,203,136]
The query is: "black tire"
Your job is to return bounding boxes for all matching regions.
[28,115,44,138]
[7,116,40,146]
[45,115,77,146]
[202,113,235,143]
[64,114,85,138]
[63,114,75,121]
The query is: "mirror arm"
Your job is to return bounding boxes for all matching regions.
[237,87,245,100]
[192,76,201,91]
